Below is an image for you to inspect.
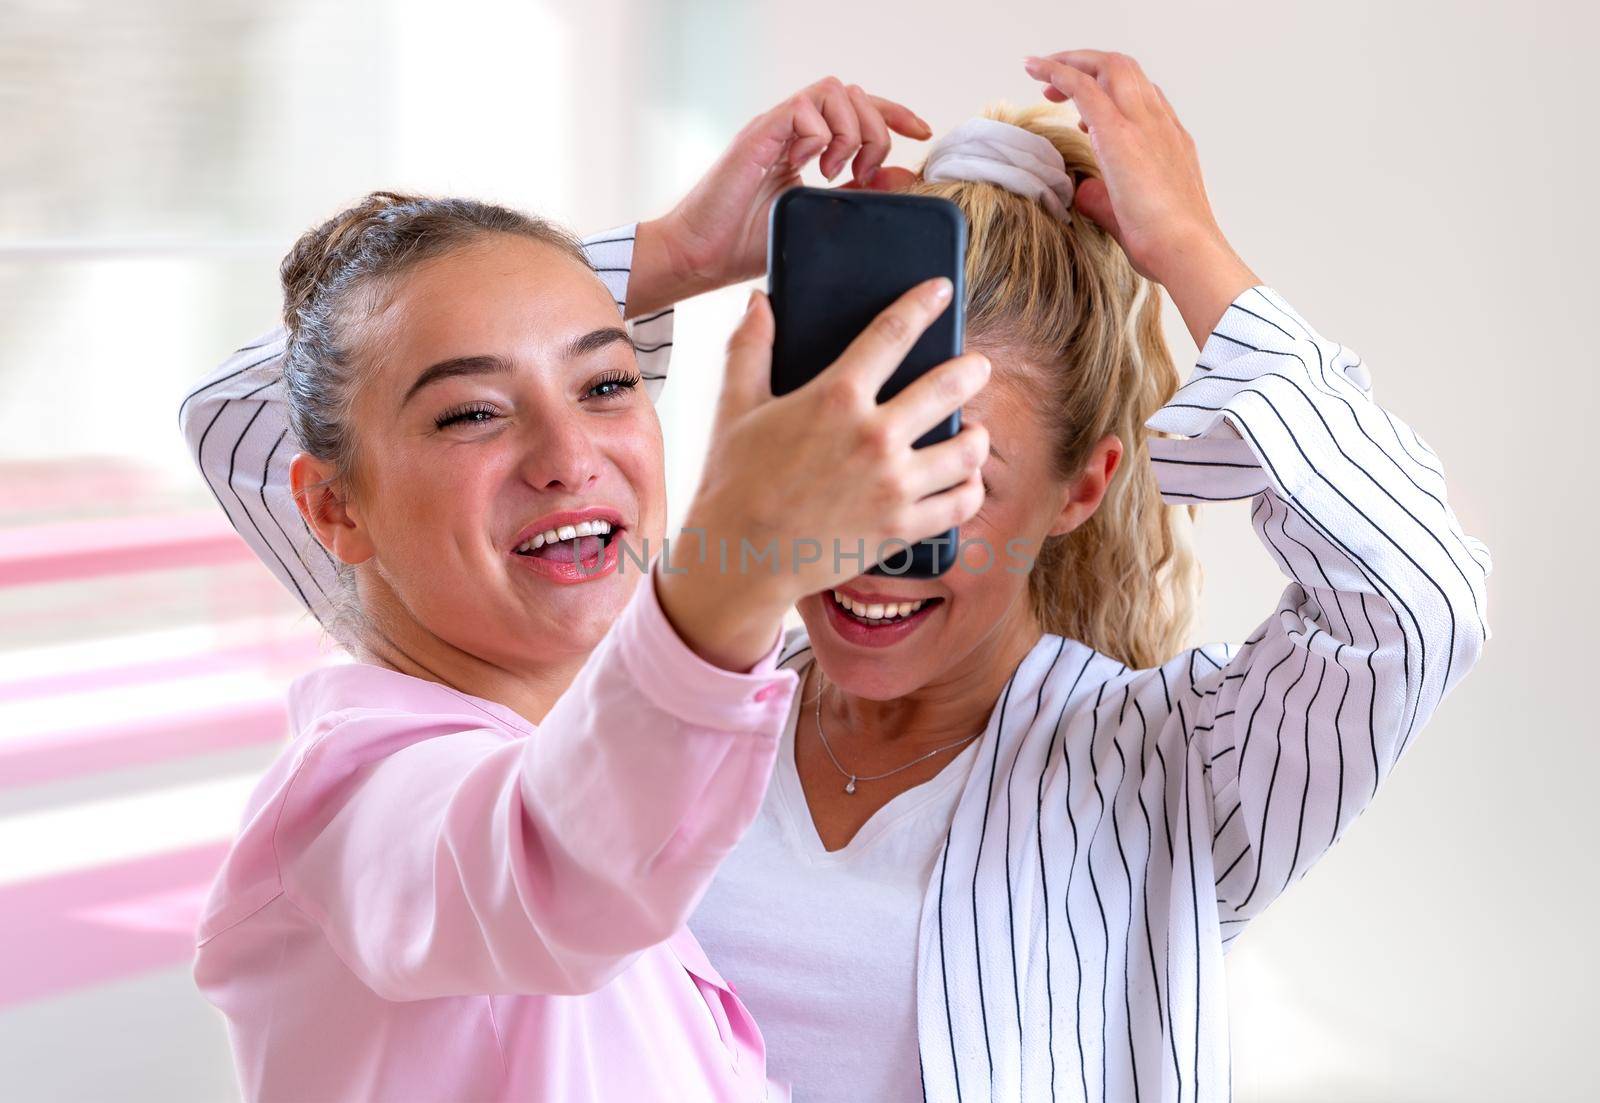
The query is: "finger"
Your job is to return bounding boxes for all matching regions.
[1098,53,1155,117]
[1023,57,1122,133]
[786,94,831,169]
[870,165,920,191]
[1072,177,1121,240]
[719,291,776,417]
[1039,48,1112,78]
[879,353,991,449]
[815,82,862,181]
[847,84,891,185]
[838,165,920,192]
[867,93,932,140]
[821,277,955,397]
[1048,50,1159,117]
[898,470,985,543]
[898,422,990,499]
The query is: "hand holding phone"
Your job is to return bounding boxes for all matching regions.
[660,283,989,667]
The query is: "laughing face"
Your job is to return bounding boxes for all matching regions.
[796,357,1121,701]
[304,233,667,672]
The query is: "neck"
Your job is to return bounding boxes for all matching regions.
[820,598,1043,751]
[355,598,585,726]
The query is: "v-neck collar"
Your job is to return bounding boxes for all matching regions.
[770,656,983,866]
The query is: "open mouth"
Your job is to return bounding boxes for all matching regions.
[829,589,942,625]
[510,514,626,584]
[822,588,944,647]
[513,519,622,565]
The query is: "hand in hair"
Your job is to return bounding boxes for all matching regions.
[1023,51,1259,345]
[629,77,931,314]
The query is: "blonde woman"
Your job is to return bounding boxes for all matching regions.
[688,51,1491,1101]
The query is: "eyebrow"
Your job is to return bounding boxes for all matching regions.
[402,354,511,405]
[401,327,634,406]
[566,326,633,358]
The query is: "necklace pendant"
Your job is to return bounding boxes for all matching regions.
[844,776,857,795]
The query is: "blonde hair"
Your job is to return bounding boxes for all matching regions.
[904,104,1202,669]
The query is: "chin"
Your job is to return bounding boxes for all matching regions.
[796,596,944,701]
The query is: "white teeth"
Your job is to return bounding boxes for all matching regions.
[516,519,617,553]
[830,590,929,622]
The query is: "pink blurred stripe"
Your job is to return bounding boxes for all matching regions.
[0,843,226,1007]
[0,513,254,587]
[1,700,289,791]
[2,634,322,701]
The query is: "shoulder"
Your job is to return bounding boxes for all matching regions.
[1028,636,1237,737]
[275,664,524,818]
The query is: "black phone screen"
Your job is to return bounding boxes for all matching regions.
[767,187,968,577]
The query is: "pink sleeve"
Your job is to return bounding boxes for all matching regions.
[277,568,798,1000]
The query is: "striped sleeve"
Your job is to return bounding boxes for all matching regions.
[1145,286,1492,935]
[178,224,669,629]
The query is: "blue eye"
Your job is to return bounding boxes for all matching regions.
[586,371,641,400]
[434,403,499,430]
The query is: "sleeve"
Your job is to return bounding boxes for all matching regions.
[277,567,799,1000]
[1146,286,1493,939]
[178,224,674,629]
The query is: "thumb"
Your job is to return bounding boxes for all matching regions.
[717,290,776,421]
[1073,177,1122,242]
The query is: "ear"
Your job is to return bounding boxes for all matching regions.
[289,452,376,566]
[1046,434,1124,538]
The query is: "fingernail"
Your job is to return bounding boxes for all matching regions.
[746,289,760,311]
[929,277,953,302]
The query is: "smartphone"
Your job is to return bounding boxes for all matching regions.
[767,186,968,578]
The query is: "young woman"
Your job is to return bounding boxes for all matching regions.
[183,83,993,1101]
[688,52,1492,1101]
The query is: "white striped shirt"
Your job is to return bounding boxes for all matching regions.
[176,225,672,627]
[752,285,1486,1103]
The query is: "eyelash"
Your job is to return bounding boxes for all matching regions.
[432,372,641,431]
[585,370,641,400]
[434,402,499,430]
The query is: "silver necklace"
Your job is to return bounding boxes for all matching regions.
[812,670,982,795]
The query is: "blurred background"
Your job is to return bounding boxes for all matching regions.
[0,0,1593,1099]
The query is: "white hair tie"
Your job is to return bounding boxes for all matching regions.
[922,117,1076,221]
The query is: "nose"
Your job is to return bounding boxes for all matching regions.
[514,402,602,494]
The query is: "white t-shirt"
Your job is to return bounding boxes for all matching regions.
[689,658,981,1102]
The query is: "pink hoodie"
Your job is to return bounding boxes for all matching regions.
[193,571,798,1102]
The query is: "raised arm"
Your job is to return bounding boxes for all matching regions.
[270,570,797,999]
[1025,49,1491,934]
[1151,288,1490,935]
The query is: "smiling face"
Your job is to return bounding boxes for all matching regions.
[298,233,666,673]
[796,353,1122,701]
